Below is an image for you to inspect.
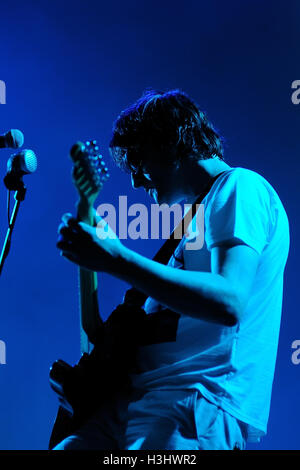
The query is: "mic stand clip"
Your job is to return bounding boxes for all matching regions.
[0,180,27,276]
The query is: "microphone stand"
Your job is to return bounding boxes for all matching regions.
[0,178,27,276]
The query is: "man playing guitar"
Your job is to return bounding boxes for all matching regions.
[55,89,289,450]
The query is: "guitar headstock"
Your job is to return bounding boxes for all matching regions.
[70,140,109,192]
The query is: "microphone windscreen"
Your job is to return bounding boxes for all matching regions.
[22,149,37,173]
[7,149,37,175]
[7,129,24,149]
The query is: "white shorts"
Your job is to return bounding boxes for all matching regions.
[53,388,247,450]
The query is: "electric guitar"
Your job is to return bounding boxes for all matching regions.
[48,140,145,449]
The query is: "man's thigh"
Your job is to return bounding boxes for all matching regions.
[121,389,246,450]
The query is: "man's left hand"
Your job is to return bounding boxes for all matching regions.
[57,213,123,273]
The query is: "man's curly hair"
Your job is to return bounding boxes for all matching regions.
[109,89,224,173]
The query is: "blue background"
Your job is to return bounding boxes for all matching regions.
[0,0,299,450]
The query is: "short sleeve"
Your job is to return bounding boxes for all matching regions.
[205,169,270,254]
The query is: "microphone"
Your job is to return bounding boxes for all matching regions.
[0,129,24,149]
[4,149,37,190]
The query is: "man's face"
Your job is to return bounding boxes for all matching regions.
[130,155,183,205]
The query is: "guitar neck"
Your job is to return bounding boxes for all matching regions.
[69,140,109,355]
[77,207,103,354]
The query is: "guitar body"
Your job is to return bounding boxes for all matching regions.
[49,354,133,449]
[49,303,147,449]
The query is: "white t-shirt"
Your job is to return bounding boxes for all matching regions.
[129,167,290,442]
